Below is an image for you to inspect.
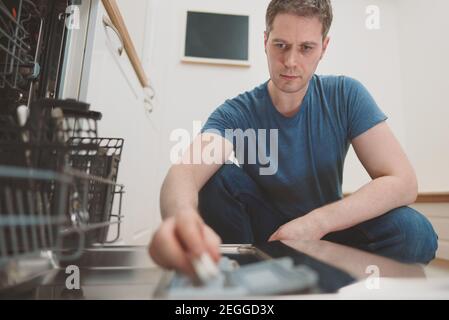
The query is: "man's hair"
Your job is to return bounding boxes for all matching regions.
[265,0,333,39]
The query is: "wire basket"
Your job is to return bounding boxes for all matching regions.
[62,168,124,247]
[0,99,125,249]
[65,137,124,244]
[0,0,42,90]
[0,98,101,170]
[0,165,78,292]
[0,166,70,259]
[27,98,101,144]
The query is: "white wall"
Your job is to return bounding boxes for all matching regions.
[396,0,449,192]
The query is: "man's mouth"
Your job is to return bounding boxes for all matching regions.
[280,74,300,80]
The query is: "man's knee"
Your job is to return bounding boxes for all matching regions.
[391,206,438,264]
[359,206,438,264]
[198,164,285,244]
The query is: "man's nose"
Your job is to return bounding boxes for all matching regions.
[284,49,299,68]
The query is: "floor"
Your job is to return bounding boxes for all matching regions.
[425,259,449,277]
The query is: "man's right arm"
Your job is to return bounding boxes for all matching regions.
[149,133,234,276]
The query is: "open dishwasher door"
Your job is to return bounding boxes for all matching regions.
[154,242,357,299]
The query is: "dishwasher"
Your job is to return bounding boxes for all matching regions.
[1,0,127,297]
[8,242,355,300]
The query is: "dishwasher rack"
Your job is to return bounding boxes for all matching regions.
[0,166,70,259]
[0,98,125,265]
[1,0,73,114]
[0,165,72,292]
[0,0,42,90]
[66,137,124,244]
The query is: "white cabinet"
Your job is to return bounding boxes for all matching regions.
[76,0,162,245]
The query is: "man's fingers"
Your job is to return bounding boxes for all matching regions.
[203,224,222,262]
[149,214,222,278]
[149,217,195,276]
[175,214,206,257]
[268,230,279,242]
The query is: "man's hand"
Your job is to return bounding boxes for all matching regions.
[268,211,327,242]
[148,211,222,277]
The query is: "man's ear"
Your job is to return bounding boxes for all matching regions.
[264,31,269,53]
[320,36,330,60]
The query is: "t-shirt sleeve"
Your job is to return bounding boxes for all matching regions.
[344,77,388,140]
[201,100,242,144]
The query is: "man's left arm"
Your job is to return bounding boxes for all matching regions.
[269,121,418,241]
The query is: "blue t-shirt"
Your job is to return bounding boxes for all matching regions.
[201,74,387,218]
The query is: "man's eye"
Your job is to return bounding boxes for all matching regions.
[275,43,287,49]
[302,46,313,52]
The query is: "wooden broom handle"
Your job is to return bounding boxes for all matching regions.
[101,0,150,88]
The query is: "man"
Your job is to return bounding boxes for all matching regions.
[149,0,438,276]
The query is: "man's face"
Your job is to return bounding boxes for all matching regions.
[264,13,329,94]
